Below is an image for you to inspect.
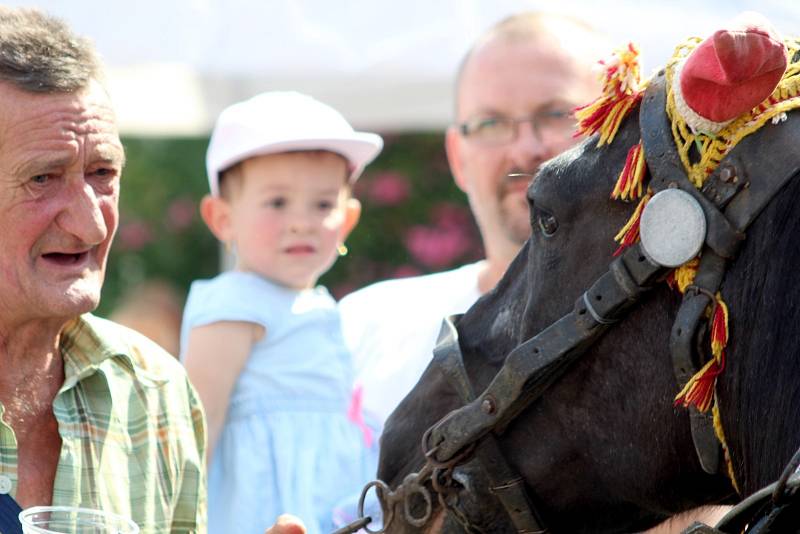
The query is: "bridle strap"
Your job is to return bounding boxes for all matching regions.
[639,72,734,475]
[434,316,548,534]
[427,243,665,463]
[669,254,725,474]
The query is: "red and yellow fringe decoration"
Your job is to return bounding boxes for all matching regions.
[612,189,652,255]
[713,401,741,494]
[674,294,729,412]
[666,258,700,293]
[575,42,644,146]
[611,141,647,201]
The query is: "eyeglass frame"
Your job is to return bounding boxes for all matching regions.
[456,108,576,145]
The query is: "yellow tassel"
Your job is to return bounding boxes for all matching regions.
[611,141,647,201]
[713,402,740,494]
[674,294,729,412]
[613,189,651,255]
[575,42,645,146]
[668,258,700,293]
[710,295,729,358]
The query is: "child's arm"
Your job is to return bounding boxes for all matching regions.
[183,320,265,461]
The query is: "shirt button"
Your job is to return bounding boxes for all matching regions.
[0,475,11,494]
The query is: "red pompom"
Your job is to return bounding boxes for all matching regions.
[678,11,788,125]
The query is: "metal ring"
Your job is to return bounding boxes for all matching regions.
[421,425,442,461]
[403,482,433,528]
[431,466,454,495]
[359,479,393,534]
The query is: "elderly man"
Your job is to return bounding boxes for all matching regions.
[0,7,205,532]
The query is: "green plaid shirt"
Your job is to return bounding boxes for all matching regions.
[0,314,207,533]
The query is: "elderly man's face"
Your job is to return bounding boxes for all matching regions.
[446,37,599,258]
[0,81,124,323]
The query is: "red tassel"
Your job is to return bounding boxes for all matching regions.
[611,142,646,201]
[612,190,651,255]
[575,43,644,146]
[674,295,729,412]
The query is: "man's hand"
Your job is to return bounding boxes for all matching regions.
[644,506,731,534]
[264,514,307,534]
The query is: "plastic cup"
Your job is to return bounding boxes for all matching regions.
[18,506,139,534]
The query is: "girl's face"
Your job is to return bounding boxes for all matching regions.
[224,151,358,289]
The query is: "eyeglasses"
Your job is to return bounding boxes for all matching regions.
[458,109,575,146]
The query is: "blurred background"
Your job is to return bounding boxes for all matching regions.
[15,0,800,354]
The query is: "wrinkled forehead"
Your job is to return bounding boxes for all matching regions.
[0,80,124,164]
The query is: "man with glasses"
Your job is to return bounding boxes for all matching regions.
[338,11,603,431]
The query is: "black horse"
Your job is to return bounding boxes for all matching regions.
[376,67,800,533]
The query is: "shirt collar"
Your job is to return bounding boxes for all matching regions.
[59,314,170,392]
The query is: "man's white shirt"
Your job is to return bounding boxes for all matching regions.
[339,261,484,428]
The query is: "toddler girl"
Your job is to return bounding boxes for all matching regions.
[180,91,382,534]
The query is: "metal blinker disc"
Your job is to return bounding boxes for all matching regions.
[639,188,706,267]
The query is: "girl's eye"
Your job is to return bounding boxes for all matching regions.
[267,198,286,208]
[317,200,334,210]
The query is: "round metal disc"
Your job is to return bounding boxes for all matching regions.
[639,188,706,267]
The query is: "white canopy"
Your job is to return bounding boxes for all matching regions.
[15,0,800,135]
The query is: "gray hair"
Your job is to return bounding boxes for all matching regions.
[0,6,103,93]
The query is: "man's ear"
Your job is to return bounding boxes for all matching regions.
[200,194,234,243]
[445,125,468,193]
[338,197,361,243]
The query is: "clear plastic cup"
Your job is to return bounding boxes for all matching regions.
[18,506,139,534]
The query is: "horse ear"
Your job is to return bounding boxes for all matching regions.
[676,11,788,132]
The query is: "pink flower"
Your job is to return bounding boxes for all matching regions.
[431,202,472,229]
[116,220,153,251]
[366,171,410,206]
[404,224,472,268]
[166,197,196,231]
[392,264,422,279]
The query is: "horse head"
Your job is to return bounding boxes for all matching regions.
[377,13,800,534]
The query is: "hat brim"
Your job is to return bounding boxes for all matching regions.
[208,132,383,195]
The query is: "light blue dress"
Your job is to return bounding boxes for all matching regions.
[180,271,376,534]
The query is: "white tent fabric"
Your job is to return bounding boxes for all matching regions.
[14,0,800,135]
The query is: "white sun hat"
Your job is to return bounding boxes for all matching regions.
[205,91,384,196]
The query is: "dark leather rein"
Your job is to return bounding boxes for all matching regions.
[334,71,800,534]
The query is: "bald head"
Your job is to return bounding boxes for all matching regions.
[454,12,608,117]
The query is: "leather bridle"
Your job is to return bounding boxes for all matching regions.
[334,70,800,534]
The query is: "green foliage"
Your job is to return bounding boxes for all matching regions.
[99,133,483,316]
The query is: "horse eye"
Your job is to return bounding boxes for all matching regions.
[538,212,558,236]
